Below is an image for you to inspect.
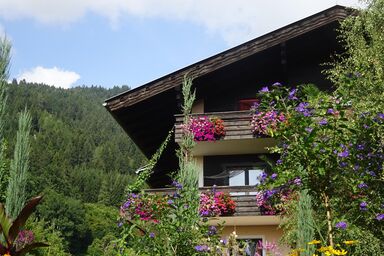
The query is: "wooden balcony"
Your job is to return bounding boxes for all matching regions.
[174,111,276,156]
[175,110,253,142]
[145,185,266,217]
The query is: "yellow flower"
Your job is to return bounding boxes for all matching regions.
[318,246,333,252]
[332,248,348,255]
[4,253,11,256]
[288,248,305,256]
[308,240,321,245]
[343,240,358,245]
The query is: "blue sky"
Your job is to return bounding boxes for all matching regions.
[0,0,362,89]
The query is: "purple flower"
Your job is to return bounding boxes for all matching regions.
[167,199,174,205]
[295,102,312,117]
[378,113,384,119]
[272,82,282,87]
[122,201,131,209]
[208,226,217,236]
[358,182,368,189]
[318,118,328,126]
[360,201,368,211]
[258,172,268,183]
[376,213,384,221]
[288,88,298,100]
[172,181,183,190]
[264,189,277,199]
[259,86,269,93]
[293,178,302,186]
[335,221,347,230]
[327,108,335,114]
[305,127,313,133]
[117,221,123,228]
[149,232,155,238]
[339,162,348,168]
[195,245,210,252]
[252,101,260,110]
[276,159,283,165]
[356,144,365,150]
[271,173,278,180]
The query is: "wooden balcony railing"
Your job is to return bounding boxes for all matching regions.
[145,185,264,217]
[175,110,253,142]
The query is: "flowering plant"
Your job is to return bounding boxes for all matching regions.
[187,116,225,141]
[120,193,170,223]
[255,81,384,250]
[255,188,296,215]
[0,196,48,256]
[199,190,236,217]
[251,110,286,137]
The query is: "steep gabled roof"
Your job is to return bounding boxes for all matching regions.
[104,5,352,112]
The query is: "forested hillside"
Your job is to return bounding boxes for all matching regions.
[2,80,146,255]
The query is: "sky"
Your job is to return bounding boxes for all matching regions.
[0,0,363,89]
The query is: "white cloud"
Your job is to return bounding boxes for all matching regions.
[18,66,80,89]
[0,0,364,45]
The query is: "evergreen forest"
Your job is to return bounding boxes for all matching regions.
[1,79,146,255]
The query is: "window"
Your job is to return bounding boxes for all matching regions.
[229,167,264,186]
[203,155,270,187]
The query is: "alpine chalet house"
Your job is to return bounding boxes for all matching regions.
[104,5,352,255]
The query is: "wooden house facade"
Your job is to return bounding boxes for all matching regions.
[104,5,352,254]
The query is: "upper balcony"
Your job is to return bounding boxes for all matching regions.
[175,110,276,156]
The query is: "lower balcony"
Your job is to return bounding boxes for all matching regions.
[145,185,276,218]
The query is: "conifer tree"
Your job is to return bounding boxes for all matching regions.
[0,37,11,202]
[5,109,32,219]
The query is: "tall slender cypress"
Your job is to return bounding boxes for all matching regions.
[5,110,32,219]
[0,37,11,202]
[296,189,315,255]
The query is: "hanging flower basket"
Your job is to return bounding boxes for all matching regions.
[187,116,226,141]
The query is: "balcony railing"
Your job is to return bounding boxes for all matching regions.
[175,110,253,142]
[145,185,264,216]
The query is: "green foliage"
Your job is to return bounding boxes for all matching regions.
[86,233,119,256]
[36,189,88,255]
[327,0,384,115]
[98,170,133,207]
[126,129,173,193]
[327,0,384,147]
[5,110,32,219]
[26,219,70,256]
[84,203,119,240]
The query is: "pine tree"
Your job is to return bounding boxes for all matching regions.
[5,109,32,219]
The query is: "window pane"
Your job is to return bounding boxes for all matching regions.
[229,170,245,186]
[249,169,264,186]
